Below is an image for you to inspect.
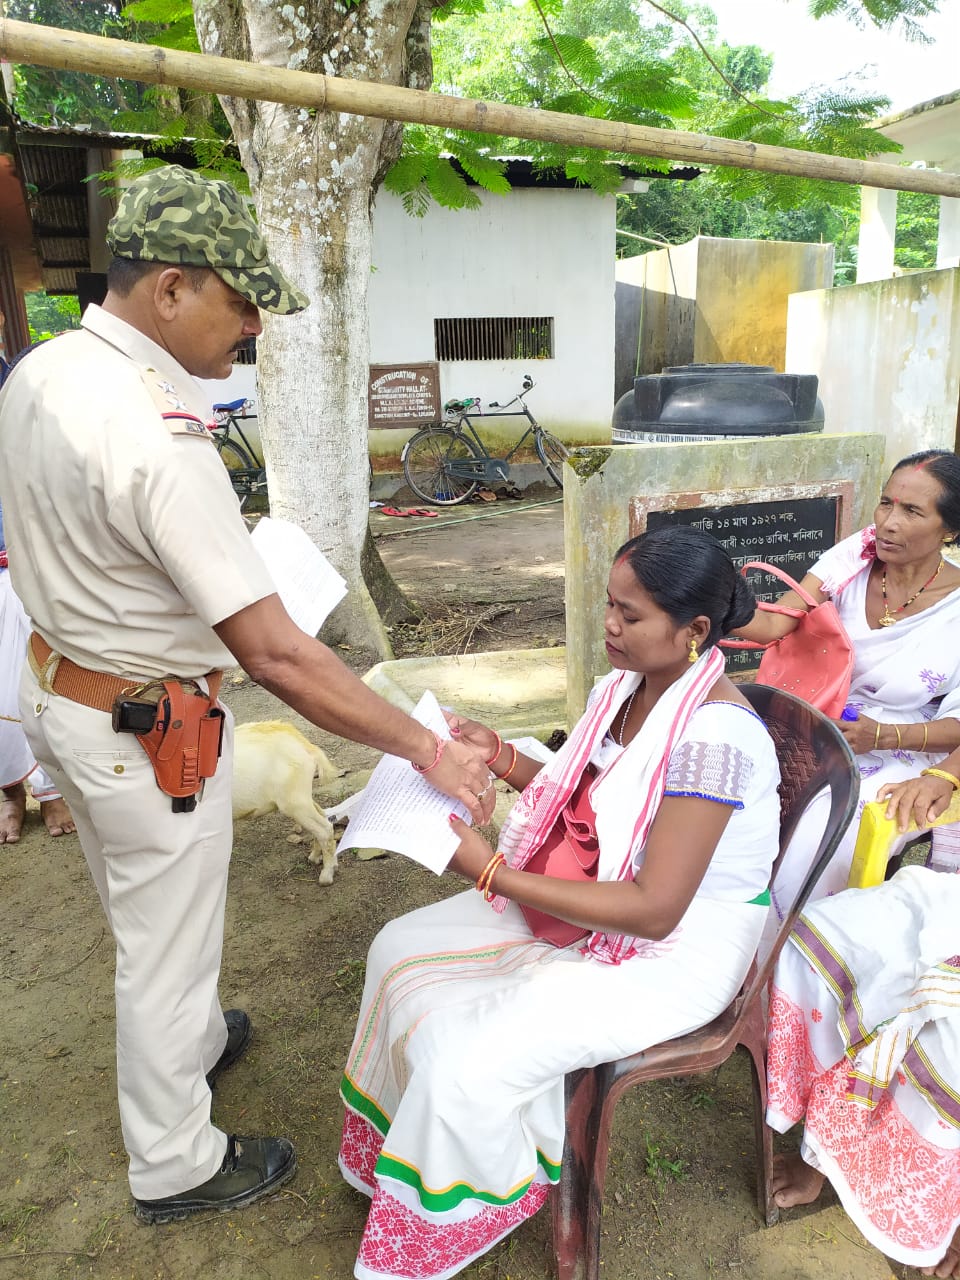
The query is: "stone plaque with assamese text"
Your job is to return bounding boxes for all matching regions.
[635,487,848,672]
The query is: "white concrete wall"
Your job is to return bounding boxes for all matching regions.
[197,365,258,414]
[196,185,617,476]
[368,187,616,443]
[938,197,960,269]
[786,267,960,470]
[856,187,898,284]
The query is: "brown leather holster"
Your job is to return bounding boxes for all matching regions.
[132,681,225,811]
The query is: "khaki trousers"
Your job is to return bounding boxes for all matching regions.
[20,664,232,1199]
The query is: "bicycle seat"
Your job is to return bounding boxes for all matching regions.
[212,398,248,413]
[443,397,478,414]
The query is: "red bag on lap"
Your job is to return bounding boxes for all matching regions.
[519,765,600,947]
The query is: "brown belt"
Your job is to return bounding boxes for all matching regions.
[28,632,222,714]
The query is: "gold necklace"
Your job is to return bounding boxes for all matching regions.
[878,558,944,626]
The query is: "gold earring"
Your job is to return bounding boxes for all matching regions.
[688,638,699,664]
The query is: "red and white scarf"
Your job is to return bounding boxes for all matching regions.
[816,524,877,598]
[493,644,725,965]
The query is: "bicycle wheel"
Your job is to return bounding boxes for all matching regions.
[402,427,483,505]
[215,436,256,494]
[535,428,570,487]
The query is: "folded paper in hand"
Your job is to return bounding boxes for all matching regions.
[249,517,347,636]
[336,690,472,874]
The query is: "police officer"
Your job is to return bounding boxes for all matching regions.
[0,166,494,1223]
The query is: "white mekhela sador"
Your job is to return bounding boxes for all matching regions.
[767,866,960,1268]
[767,527,960,937]
[339,650,779,1280]
[0,563,59,798]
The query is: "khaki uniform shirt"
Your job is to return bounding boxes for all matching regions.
[0,306,275,679]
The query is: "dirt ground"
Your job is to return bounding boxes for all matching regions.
[0,496,913,1280]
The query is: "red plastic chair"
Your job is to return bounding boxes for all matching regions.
[551,683,860,1280]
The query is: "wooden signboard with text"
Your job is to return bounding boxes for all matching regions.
[630,483,853,671]
[368,362,441,429]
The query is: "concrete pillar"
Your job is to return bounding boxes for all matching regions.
[857,186,898,283]
[937,195,960,270]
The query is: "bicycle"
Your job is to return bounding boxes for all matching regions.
[400,375,570,506]
[208,398,267,504]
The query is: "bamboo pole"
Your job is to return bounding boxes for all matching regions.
[2,17,959,198]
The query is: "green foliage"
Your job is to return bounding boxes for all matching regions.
[619,175,863,287]
[809,0,938,41]
[702,86,900,213]
[7,0,155,125]
[25,292,81,342]
[644,1136,688,1184]
[455,151,512,196]
[123,0,200,51]
[92,147,249,197]
[383,146,483,215]
[403,0,912,219]
[894,191,939,270]
[7,0,940,247]
[690,1086,716,1110]
[9,0,237,188]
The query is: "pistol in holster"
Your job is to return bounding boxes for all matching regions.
[113,681,225,813]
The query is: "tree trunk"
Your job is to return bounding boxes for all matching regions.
[193,0,432,657]
[361,526,420,627]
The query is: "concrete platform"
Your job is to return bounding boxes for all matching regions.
[363,646,567,741]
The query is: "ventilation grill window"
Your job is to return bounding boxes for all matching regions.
[434,316,554,361]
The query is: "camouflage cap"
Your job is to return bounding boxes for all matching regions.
[106,164,309,315]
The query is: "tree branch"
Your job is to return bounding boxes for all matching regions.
[529,0,598,102]
[640,0,783,119]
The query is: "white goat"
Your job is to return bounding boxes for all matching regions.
[232,721,343,884]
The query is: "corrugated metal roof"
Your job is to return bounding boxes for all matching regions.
[10,120,203,293]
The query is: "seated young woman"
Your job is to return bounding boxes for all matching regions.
[337,525,781,1280]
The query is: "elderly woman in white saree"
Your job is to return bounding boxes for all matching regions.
[732,450,960,939]
[766,865,960,1277]
[338,526,780,1280]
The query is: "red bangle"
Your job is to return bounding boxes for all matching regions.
[484,731,504,768]
[411,731,444,774]
[493,742,518,782]
[476,851,505,899]
[483,855,506,902]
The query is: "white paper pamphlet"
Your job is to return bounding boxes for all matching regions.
[250,517,347,636]
[336,690,472,874]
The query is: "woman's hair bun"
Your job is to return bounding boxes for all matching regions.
[614,525,756,647]
[722,573,757,635]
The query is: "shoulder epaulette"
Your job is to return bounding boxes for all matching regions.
[140,366,215,440]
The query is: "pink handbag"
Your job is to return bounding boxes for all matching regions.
[722,561,854,718]
[519,765,600,947]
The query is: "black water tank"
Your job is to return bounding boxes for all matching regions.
[612,363,824,442]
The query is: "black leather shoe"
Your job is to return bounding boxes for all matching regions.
[206,1009,253,1088]
[134,1135,296,1224]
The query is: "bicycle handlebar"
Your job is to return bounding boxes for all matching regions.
[445,376,536,416]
